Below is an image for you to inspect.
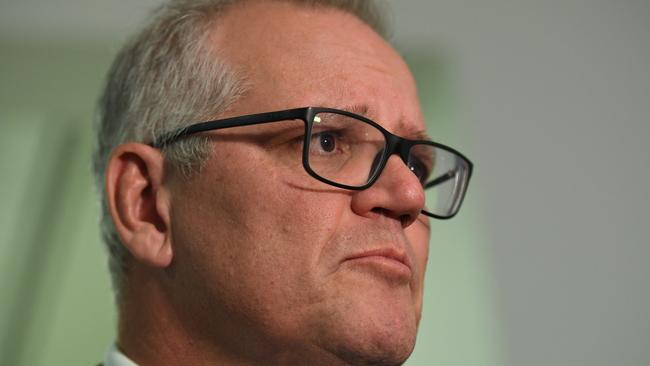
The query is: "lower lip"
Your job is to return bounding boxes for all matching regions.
[344,255,412,280]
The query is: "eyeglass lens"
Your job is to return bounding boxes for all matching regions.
[306,112,386,187]
[306,112,469,218]
[413,144,471,217]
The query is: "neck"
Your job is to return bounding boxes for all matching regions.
[116,265,347,366]
[117,265,239,365]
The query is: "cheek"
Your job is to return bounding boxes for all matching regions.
[406,220,430,273]
[405,221,430,314]
[170,146,350,319]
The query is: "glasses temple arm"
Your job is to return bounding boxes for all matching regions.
[424,170,455,189]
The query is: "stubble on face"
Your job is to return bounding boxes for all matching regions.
[164,1,431,365]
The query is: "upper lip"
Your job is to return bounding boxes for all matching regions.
[344,247,412,271]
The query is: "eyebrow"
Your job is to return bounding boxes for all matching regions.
[397,122,432,142]
[338,104,433,142]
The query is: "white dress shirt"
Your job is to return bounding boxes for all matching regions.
[104,343,138,366]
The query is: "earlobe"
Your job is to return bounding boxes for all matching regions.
[105,143,173,268]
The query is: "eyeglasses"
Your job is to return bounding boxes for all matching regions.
[152,107,473,219]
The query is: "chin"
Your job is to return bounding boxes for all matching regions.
[305,264,423,365]
[332,327,416,366]
[312,298,418,366]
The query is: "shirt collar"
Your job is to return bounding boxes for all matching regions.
[104,343,138,366]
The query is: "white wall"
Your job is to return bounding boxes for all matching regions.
[395,1,650,365]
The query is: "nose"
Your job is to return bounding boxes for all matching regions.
[351,155,425,228]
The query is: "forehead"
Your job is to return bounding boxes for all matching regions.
[210,1,424,133]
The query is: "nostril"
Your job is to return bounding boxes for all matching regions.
[371,208,414,228]
[399,214,413,228]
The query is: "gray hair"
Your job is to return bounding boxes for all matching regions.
[92,0,389,300]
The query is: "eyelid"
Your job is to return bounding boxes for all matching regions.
[262,125,307,147]
[310,125,346,135]
[312,116,348,128]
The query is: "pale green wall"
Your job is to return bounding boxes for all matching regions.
[405,54,500,366]
[0,39,119,365]
[0,39,499,365]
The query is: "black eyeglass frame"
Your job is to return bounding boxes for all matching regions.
[151,106,474,219]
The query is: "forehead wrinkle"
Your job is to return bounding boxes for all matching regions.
[213,2,426,139]
[326,103,430,141]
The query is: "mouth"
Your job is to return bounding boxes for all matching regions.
[343,248,412,281]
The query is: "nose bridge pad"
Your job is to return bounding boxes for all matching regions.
[398,141,411,165]
[369,139,412,182]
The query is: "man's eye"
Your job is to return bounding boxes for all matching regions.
[310,131,342,155]
[408,158,430,184]
[318,132,336,152]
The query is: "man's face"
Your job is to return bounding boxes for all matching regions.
[165,2,430,364]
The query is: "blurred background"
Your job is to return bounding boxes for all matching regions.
[0,0,648,365]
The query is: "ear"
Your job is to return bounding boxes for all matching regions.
[105,143,173,268]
